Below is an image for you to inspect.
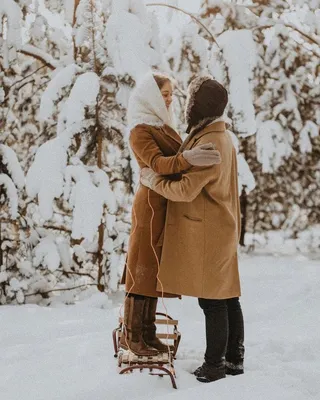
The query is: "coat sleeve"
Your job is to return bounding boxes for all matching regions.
[130,126,191,175]
[151,164,220,202]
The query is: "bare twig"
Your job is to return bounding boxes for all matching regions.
[30,78,52,98]
[16,78,35,92]
[7,65,46,92]
[18,49,56,70]
[42,225,72,233]
[146,3,220,48]
[25,283,97,297]
[253,23,320,47]
[56,269,95,280]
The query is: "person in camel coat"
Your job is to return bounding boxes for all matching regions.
[141,76,245,382]
[120,73,221,356]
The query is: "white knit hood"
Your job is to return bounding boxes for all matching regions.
[127,72,176,130]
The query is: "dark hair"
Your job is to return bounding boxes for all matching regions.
[153,73,172,90]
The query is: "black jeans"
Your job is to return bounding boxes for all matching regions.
[198,297,245,367]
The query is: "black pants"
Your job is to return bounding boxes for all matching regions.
[198,297,245,367]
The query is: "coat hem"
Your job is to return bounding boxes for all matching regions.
[156,285,241,300]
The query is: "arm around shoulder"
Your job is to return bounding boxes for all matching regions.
[129,125,191,175]
[152,164,220,202]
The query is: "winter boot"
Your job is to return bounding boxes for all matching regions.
[194,362,226,383]
[196,298,228,383]
[225,361,244,375]
[225,298,245,375]
[142,297,169,353]
[119,295,158,356]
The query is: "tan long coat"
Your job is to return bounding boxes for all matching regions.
[122,124,191,297]
[152,121,241,299]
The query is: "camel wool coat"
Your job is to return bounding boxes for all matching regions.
[122,123,191,297]
[152,121,241,299]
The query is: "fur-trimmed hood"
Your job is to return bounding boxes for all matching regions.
[185,75,228,134]
[184,75,212,124]
[127,72,176,130]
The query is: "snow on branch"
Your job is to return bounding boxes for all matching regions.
[227,130,255,194]
[105,0,161,80]
[20,44,59,70]
[299,121,319,154]
[0,1,22,67]
[272,81,302,131]
[147,3,219,47]
[40,64,82,122]
[0,144,25,190]
[33,236,61,272]
[256,121,293,173]
[57,72,100,137]
[0,174,19,218]
[254,22,320,47]
[218,29,257,135]
[27,71,100,226]
[64,166,117,242]
[0,88,4,103]
[26,136,69,220]
[237,154,256,194]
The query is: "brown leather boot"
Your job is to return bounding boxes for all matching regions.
[119,296,158,356]
[143,297,169,353]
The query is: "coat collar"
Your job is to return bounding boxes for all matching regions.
[180,121,226,152]
[159,125,182,146]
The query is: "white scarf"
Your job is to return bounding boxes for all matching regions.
[127,72,176,130]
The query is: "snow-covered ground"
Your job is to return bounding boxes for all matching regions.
[1,254,319,400]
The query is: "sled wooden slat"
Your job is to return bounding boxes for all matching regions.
[120,350,170,365]
[117,331,177,340]
[118,317,178,326]
[154,333,177,340]
[155,319,178,325]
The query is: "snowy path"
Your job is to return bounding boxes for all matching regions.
[1,255,319,400]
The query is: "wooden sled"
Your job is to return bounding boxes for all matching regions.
[112,312,181,389]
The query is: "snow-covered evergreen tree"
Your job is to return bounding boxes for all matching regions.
[0,0,59,304]
[0,0,163,304]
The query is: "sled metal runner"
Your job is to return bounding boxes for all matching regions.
[118,350,177,389]
[112,312,181,389]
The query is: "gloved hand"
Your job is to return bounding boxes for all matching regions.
[183,143,221,166]
[140,168,159,189]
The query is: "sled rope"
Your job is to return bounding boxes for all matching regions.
[119,182,173,372]
[147,188,174,373]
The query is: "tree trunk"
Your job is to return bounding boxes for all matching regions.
[96,109,105,292]
[239,187,247,247]
[73,0,81,60]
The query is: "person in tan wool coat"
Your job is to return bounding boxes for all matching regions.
[120,72,221,357]
[141,76,245,383]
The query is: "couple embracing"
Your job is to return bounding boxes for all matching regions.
[120,72,245,383]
